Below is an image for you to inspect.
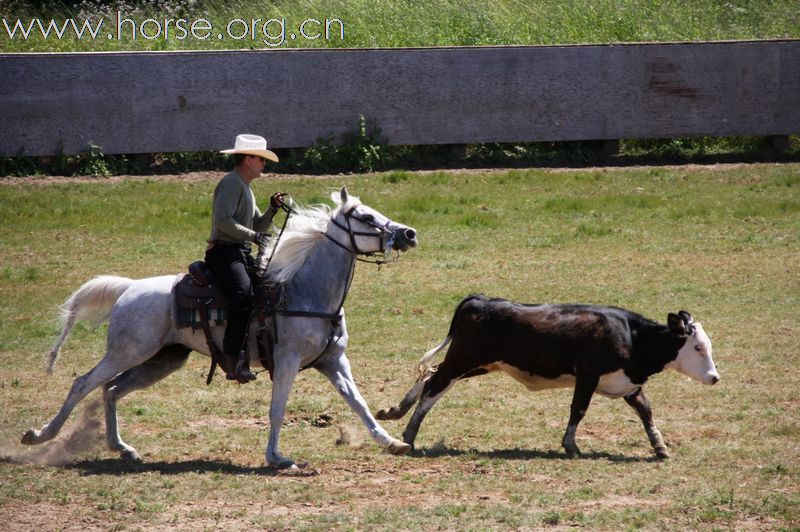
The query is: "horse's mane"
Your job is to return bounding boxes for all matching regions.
[263,195,360,284]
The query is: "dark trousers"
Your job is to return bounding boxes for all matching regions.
[204,244,255,358]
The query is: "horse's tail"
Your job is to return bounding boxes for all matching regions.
[47,275,134,373]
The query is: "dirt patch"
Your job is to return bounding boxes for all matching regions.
[578,493,670,510]
[1,502,107,532]
[185,415,270,432]
[2,163,796,187]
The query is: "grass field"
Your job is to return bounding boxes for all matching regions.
[2,0,799,52]
[1,164,799,529]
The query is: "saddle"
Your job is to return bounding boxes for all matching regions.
[174,261,280,384]
[175,261,228,318]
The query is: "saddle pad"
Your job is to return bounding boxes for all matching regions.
[175,305,227,330]
[173,273,227,330]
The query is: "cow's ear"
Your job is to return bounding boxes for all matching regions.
[668,313,687,335]
[678,310,695,334]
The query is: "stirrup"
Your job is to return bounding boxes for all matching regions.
[227,358,256,383]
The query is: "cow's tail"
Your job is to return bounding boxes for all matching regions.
[416,294,483,379]
[376,295,482,421]
[47,275,134,374]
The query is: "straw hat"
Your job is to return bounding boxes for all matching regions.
[220,134,279,162]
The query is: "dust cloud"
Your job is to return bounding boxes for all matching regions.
[3,400,103,466]
[335,423,364,447]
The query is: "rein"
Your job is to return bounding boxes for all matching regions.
[255,202,295,278]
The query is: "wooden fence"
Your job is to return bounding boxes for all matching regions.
[0,40,798,157]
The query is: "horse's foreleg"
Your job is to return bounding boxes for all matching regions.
[22,356,126,445]
[265,355,302,469]
[317,354,411,456]
[103,345,191,461]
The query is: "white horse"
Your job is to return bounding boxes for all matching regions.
[22,187,418,469]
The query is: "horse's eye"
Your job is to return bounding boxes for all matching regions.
[694,344,703,352]
[361,214,374,223]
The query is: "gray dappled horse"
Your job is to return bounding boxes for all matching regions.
[22,187,417,469]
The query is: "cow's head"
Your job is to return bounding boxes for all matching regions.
[666,311,720,385]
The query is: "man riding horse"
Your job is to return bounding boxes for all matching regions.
[205,133,286,383]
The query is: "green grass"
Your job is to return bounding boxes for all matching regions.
[2,0,798,53]
[1,164,799,529]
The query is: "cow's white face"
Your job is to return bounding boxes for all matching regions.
[669,322,720,385]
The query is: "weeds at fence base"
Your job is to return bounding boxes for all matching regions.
[2,133,798,178]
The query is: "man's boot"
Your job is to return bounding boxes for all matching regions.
[217,352,241,381]
[233,356,257,383]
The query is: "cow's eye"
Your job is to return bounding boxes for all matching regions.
[694,344,703,352]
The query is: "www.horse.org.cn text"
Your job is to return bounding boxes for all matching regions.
[2,13,346,47]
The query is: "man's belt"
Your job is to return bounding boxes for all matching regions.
[210,240,251,251]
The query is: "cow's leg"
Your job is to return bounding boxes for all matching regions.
[562,373,599,457]
[375,376,428,420]
[624,388,669,459]
[316,353,410,456]
[103,345,191,461]
[401,351,476,447]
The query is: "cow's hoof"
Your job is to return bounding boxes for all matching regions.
[120,449,142,462]
[655,448,670,459]
[21,429,39,445]
[375,407,399,420]
[387,439,411,456]
[563,446,581,458]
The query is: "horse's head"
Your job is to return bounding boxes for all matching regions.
[329,186,418,256]
[666,311,720,385]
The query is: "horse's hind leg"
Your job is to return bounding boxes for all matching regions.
[103,344,191,461]
[22,355,131,445]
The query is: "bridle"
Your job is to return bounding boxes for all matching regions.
[325,204,400,266]
[252,201,401,377]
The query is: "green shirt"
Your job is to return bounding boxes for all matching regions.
[208,170,275,245]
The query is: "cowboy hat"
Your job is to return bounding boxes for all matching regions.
[220,134,279,162]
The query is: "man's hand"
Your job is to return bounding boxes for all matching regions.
[253,232,271,249]
[270,192,286,210]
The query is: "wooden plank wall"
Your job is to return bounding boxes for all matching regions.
[0,40,797,157]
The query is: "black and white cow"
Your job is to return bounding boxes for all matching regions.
[377,294,719,458]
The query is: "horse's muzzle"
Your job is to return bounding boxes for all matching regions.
[392,227,418,252]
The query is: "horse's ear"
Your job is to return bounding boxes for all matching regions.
[668,313,688,336]
[331,186,349,206]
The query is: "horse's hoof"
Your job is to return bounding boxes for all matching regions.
[268,457,297,470]
[21,429,39,445]
[387,440,411,455]
[120,449,142,462]
[655,448,670,460]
